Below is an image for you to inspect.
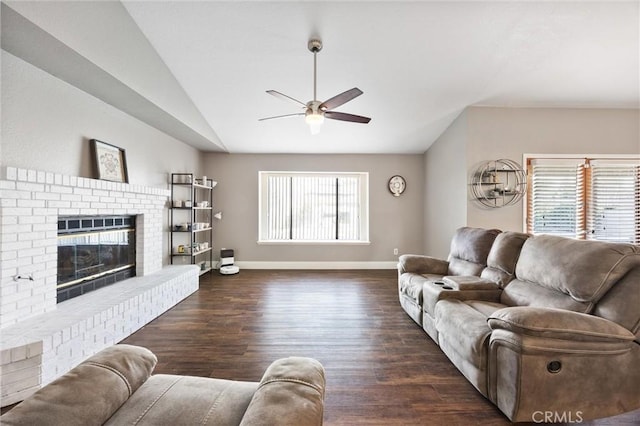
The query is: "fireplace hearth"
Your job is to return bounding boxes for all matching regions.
[57,215,136,302]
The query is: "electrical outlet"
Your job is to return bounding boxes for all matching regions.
[393,248,399,256]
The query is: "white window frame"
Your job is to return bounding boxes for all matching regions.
[258,171,370,245]
[523,153,640,244]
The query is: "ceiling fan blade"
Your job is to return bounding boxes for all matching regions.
[320,88,363,111]
[266,90,307,108]
[325,111,371,124]
[259,112,305,121]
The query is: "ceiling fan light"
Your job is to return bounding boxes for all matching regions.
[305,111,324,135]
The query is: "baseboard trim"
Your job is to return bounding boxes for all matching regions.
[233,261,398,270]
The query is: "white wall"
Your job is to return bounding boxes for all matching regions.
[423,110,469,258]
[1,51,204,264]
[203,153,424,266]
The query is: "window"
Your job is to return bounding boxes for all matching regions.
[526,157,640,244]
[259,172,369,243]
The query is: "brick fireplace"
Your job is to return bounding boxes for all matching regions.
[0,167,199,406]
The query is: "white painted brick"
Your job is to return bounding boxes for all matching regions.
[47,201,71,209]
[10,346,27,363]
[18,231,45,242]
[34,192,60,201]
[16,199,45,208]
[0,181,17,190]
[2,241,32,251]
[54,174,62,185]
[62,176,69,186]
[2,207,33,217]
[1,234,18,244]
[0,198,17,208]
[0,190,29,200]
[58,208,81,216]
[5,167,17,180]
[18,247,46,258]
[32,208,54,216]
[16,182,44,192]
[73,187,92,195]
[49,185,73,194]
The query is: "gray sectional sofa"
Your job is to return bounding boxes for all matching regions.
[398,227,640,422]
[1,344,326,426]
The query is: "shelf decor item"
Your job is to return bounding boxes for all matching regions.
[90,139,129,183]
[470,159,526,208]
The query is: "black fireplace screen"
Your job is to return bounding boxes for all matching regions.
[57,216,135,302]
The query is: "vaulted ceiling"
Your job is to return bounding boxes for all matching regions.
[4,1,639,154]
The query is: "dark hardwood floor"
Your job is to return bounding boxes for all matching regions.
[115,270,639,425]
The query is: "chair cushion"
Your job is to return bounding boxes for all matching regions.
[104,375,258,426]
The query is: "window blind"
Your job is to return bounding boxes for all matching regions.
[527,157,640,244]
[261,172,367,242]
[527,159,586,238]
[587,160,640,244]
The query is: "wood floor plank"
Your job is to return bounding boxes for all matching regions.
[116,269,639,425]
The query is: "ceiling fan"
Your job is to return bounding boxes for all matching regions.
[259,39,371,135]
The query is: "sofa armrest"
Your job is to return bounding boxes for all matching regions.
[239,357,326,426]
[398,254,448,275]
[0,344,157,426]
[488,307,635,343]
[442,275,499,290]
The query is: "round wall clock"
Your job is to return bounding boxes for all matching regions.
[388,175,406,197]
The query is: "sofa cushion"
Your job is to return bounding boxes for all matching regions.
[447,227,500,276]
[480,231,529,287]
[500,279,591,313]
[434,299,505,395]
[1,344,157,426]
[513,235,640,306]
[104,374,258,426]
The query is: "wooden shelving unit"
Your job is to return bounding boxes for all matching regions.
[169,173,214,275]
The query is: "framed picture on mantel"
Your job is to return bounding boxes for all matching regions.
[91,139,129,183]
